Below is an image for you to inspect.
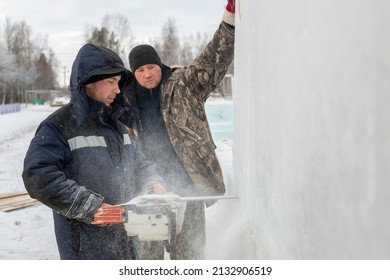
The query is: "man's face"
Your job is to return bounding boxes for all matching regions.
[85,75,122,106]
[134,64,162,89]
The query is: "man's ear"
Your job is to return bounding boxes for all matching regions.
[84,83,93,91]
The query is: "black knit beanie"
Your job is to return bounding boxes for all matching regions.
[129,44,162,72]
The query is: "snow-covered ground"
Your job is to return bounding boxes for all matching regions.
[0,103,234,260]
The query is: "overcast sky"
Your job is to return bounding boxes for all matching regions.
[0,0,226,86]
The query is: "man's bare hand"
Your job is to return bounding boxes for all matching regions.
[144,183,167,194]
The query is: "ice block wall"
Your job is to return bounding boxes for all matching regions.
[210,0,390,259]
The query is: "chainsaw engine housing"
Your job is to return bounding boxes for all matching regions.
[122,194,187,252]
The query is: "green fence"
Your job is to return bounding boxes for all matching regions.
[32,99,44,105]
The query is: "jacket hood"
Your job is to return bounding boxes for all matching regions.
[69,44,130,90]
[67,44,133,125]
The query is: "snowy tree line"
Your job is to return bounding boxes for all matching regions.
[0,18,58,104]
[1,13,233,105]
[84,14,214,71]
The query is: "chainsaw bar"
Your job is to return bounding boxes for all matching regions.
[120,194,238,206]
[178,195,238,202]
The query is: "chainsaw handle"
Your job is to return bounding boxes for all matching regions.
[91,203,124,225]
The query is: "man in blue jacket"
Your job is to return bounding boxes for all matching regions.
[22,44,166,260]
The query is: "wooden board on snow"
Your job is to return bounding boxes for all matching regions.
[0,191,40,212]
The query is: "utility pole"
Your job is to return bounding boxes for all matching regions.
[62,66,68,88]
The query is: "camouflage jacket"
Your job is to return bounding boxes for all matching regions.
[126,22,235,197]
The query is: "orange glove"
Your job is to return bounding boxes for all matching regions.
[91,203,124,225]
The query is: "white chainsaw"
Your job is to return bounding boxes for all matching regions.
[91,194,236,254]
[121,194,235,253]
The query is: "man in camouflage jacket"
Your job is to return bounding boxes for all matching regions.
[119,0,235,259]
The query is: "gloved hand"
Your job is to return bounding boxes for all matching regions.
[223,0,236,26]
[226,0,235,14]
[91,203,124,225]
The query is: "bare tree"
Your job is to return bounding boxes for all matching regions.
[4,18,35,70]
[85,13,134,67]
[2,18,58,102]
[179,39,193,65]
[86,26,121,54]
[155,17,180,66]
[0,44,18,104]
[102,13,133,48]
[34,49,59,89]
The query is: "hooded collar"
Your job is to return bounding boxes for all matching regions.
[68,44,132,126]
